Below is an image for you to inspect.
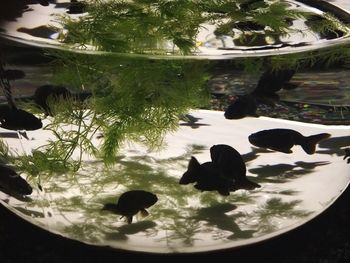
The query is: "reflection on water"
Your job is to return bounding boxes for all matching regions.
[0,0,349,254]
[1,119,348,253]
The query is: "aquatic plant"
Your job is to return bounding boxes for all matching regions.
[56,0,310,55]
[2,0,350,178]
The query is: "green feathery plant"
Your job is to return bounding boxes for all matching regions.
[2,0,350,179]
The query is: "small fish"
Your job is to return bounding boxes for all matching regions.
[38,0,50,7]
[248,129,331,154]
[102,190,158,224]
[179,156,234,196]
[0,164,33,196]
[210,144,261,190]
[253,69,296,95]
[0,105,42,131]
[224,95,258,120]
[34,85,72,116]
[67,0,87,14]
[1,69,25,80]
[344,148,350,164]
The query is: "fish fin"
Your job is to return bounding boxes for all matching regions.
[179,156,201,184]
[218,189,230,196]
[235,179,261,190]
[127,216,133,224]
[140,209,149,217]
[302,133,331,154]
[270,147,292,154]
[249,112,259,118]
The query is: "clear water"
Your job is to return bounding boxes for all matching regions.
[0,0,349,253]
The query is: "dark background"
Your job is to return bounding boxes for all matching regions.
[1,183,350,263]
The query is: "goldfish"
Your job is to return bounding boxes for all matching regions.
[224,95,258,120]
[252,69,296,96]
[180,156,237,196]
[248,128,331,154]
[34,85,72,116]
[67,0,87,14]
[0,104,42,131]
[102,190,158,224]
[1,69,25,80]
[0,164,33,196]
[210,144,261,190]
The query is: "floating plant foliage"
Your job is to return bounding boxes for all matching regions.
[4,51,210,177]
[1,0,350,178]
[55,0,317,54]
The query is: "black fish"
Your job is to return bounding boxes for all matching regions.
[102,190,158,224]
[0,164,33,195]
[38,0,50,7]
[252,69,296,95]
[67,0,87,14]
[34,85,72,116]
[0,105,42,131]
[210,144,261,190]
[248,129,331,154]
[179,156,234,196]
[1,69,25,80]
[224,95,258,120]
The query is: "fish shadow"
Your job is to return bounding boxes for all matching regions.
[194,203,257,240]
[249,161,330,184]
[317,135,350,156]
[104,220,157,241]
[242,147,275,163]
[179,114,211,129]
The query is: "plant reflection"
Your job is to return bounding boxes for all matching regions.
[317,135,350,156]
[252,197,312,234]
[104,221,157,241]
[194,203,257,240]
[2,141,330,250]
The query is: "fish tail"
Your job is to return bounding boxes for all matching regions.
[127,216,133,224]
[301,133,331,154]
[179,156,201,184]
[234,179,261,191]
[140,208,149,217]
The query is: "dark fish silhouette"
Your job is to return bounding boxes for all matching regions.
[224,95,258,119]
[102,190,158,224]
[344,148,350,164]
[248,129,331,154]
[210,144,261,190]
[67,0,87,14]
[253,69,296,95]
[0,164,33,196]
[179,156,234,196]
[1,69,25,80]
[34,85,72,116]
[38,0,50,7]
[34,85,91,116]
[0,104,42,131]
